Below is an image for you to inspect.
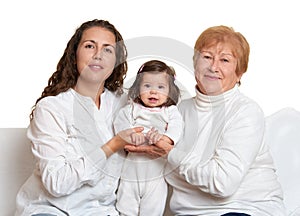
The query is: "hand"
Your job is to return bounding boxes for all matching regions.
[124,135,174,158]
[117,127,144,145]
[131,132,147,145]
[146,127,163,145]
[102,127,144,157]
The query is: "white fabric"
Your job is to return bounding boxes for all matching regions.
[114,102,183,142]
[117,176,168,216]
[0,128,34,216]
[114,102,183,215]
[166,86,286,216]
[266,107,300,216]
[1,107,299,215]
[15,88,127,216]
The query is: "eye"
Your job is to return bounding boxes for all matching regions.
[85,44,95,49]
[143,84,151,88]
[158,85,165,89]
[103,47,114,54]
[221,58,229,63]
[201,53,212,60]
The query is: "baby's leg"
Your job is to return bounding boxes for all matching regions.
[116,179,140,216]
[139,177,168,216]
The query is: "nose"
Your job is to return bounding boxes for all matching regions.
[93,48,102,60]
[210,59,219,73]
[150,88,157,94]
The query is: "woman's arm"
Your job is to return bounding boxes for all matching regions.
[124,135,174,158]
[173,104,265,197]
[102,127,144,157]
[29,100,142,197]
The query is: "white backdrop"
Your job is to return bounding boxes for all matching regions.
[0,0,299,127]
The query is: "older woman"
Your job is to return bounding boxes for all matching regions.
[165,26,287,216]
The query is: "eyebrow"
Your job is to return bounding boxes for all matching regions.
[201,51,234,57]
[220,52,234,56]
[82,40,116,49]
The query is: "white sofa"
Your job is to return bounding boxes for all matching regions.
[266,107,300,215]
[1,107,299,216]
[0,128,35,216]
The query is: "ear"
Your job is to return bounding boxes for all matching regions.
[235,73,243,86]
[237,73,243,82]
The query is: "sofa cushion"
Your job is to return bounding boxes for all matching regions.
[266,107,300,215]
[0,128,35,216]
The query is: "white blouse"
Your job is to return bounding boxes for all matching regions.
[15,88,127,216]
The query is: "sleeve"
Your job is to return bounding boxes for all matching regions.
[28,100,107,197]
[113,104,132,133]
[164,105,184,143]
[173,103,265,198]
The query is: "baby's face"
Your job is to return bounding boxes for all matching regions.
[139,72,169,107]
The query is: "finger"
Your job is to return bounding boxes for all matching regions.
[133,127,144,133]
[145,130,151,139]
[150,130,159,142]
[124,144,150,153]
[123,144,137,151]
[131,134,136,144]
[126,145,143,153]
[134,134,140,145]
[148,131,154,141]
[155,140,174,153]
[153,134,161,143]
[148,147,166,158]
[150,127,155,132]
[137,134,144,145]
[125,144,165,157]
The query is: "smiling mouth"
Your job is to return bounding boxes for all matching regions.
[205,75,220,80]
[148,97,158,102]
[89,65,104,71]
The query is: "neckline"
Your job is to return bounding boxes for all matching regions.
[194,85,239,111]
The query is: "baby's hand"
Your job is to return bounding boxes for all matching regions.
[146,127,163,145]
[131,132,147,145]
[117,127,144,145]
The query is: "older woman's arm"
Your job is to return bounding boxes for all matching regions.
[169,104,265,198]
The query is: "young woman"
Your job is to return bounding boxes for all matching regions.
[15,19,142,216]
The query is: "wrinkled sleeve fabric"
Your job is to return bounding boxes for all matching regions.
[169,103,265,198]
[113,104,132,133]
[164,105,184,144]
[28,100,107,197]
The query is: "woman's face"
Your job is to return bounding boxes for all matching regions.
[194,43,241,95]
[76,26,116,87]
[139,72,169,107]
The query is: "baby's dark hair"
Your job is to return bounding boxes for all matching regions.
[128,60,180,107]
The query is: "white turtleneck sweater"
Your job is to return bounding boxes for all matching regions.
[165,86,286,216]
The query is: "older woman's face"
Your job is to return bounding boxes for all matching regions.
[194,43,241,96]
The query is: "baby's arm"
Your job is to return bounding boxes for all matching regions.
[146,106,183,145]
[114,104,146,146]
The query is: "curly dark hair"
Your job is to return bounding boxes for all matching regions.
[30,19,128,119]
[128,60,180,107]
